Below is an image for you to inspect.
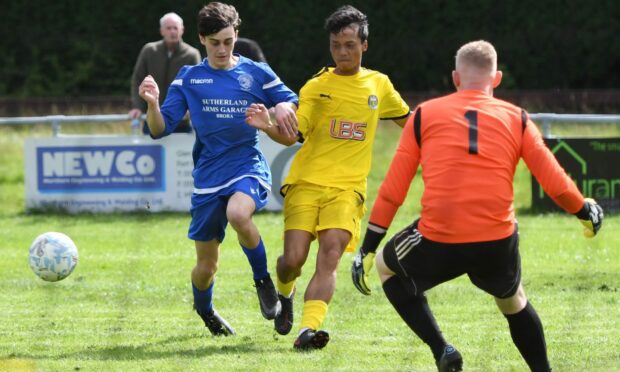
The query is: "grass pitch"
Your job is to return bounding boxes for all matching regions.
[0,122,618,371]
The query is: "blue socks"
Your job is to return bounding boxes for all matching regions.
[192,281,214,315]
[241,238,269,280]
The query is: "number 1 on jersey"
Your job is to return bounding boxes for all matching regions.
[464,110,478,155]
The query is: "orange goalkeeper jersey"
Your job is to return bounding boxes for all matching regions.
[369,89,584,243]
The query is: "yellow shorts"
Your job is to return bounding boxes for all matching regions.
[282,183,366,252]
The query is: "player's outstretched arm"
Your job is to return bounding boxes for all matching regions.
[245,103,297,146]
[352,116,420,295]
[139,75,165,137]
[352,224,387,295]
[392,113,410,128]
[273,102,298,138]
[245,103,273,130]
[574,198,604,238]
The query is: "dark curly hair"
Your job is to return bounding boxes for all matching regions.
[198,2,241,36]
[324,5,369,42]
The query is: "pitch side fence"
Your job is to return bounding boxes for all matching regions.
[0,114,143,136]
[1,113,619,213]
[2,113,619,137]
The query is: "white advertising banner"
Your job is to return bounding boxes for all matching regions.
[24,133,299,213]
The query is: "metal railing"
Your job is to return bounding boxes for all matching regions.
[0,114,144,136]
[1,113,619,137]
[530,113,620,137]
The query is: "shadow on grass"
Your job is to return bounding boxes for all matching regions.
[9,334,272,361]
[13,210,188,225]
[13,207,284,224]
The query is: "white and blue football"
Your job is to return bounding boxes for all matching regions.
[28,232,79,282]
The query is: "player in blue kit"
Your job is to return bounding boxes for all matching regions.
[138,2,299,336]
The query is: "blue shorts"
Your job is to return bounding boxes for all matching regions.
[188,177,269,243]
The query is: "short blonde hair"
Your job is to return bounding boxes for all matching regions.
[455,40,497,72]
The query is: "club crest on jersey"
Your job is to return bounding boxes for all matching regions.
[368,95,379,110]
[238,73,254,91]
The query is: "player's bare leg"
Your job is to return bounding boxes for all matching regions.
[192,240,234,336]
[227,192,259,248]
[375,247,396,283]
[227,191,280,319]
[304,228,349,302]
[277,230,313,283]
[495,283,527,314]
[193,239,220,290]
[293,228,348,349]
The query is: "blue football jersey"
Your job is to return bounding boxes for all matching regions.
[157,56,298,193]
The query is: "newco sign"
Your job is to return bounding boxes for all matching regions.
[24,134,299,213]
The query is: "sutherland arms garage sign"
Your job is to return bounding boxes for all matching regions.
[531,137,620,213]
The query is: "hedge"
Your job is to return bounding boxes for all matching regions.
[2,0,618,97]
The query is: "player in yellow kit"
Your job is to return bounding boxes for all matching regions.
[246,5,410,350]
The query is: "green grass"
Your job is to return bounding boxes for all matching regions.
[1,123,619,371]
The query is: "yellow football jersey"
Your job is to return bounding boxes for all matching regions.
[284,67,410,198]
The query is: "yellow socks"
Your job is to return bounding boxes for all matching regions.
[276,276,296,298]
[300,300,328,331]
[276,278,329,332]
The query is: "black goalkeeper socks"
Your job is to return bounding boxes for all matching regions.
[504,302,551,372]
[382,276,446,361]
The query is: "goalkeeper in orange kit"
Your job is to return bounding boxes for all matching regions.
[351,40,604,372]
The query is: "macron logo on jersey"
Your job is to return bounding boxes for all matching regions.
[190,78,214,85]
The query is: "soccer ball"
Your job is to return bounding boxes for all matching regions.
[28,232,79,282]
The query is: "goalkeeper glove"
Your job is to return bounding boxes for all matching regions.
[352,226,386,295]
[574,198,604,238]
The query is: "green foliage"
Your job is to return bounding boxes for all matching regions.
[1,0,619,97]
